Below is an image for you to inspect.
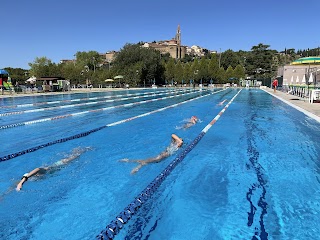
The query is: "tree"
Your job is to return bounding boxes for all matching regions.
[112,43,164,86]
[233,64,245,80]
[3,67,28,85]
[220,49,240,69]
[191,58,200,83]
[60,62,81,85]
[198,57,209,84]
[174,61,184,84]
[217,67,226,83]
[183,62,193,84]
[225,66,234,81]
[208,57,219,83]
[28,57,61,78]
[165,58,175,85]
[245,43,274,79]
[75,51,102,72]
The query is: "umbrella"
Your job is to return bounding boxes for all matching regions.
[290,76,294,83]
[302,75,306,84]
[0,69,9,75]
[296,76,300,83]
[308,72,314,83]
[114,75,124,87]
[105,79,114,82]
[114,75,124,79]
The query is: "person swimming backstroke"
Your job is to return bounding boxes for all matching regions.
[120,134,183,174]
[16,147,92,191]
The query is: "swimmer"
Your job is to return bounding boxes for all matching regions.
[120,134,183,174]
[16,147,91,191]
[218,99,227,106]
[180,116,198,129]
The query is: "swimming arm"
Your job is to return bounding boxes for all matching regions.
[16,168,43,191]
[171,134,183,147]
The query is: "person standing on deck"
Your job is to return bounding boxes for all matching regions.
[272,78,278,93]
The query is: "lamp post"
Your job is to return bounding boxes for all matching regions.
[219,48,222,68]
[92,57,96,72]
[80,65,90,88]
[243,57,246,80]
[80,70,84,88]
[136,70,139,87]
[194,69,199,88]
[307,67,310,93]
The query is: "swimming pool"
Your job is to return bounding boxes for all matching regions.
[0,88,319,240]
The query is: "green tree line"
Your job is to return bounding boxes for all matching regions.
[3,43,304,87]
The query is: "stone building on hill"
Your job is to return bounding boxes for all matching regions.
[142,25,186,59]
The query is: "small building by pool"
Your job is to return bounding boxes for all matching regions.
[36,77,70,92]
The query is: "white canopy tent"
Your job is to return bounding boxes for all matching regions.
[25,76,37,84]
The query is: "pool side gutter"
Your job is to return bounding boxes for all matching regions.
[262,88,320,123]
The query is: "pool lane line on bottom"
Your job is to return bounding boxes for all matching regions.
[0,89,207,130]
[96,89,242,240]
[0,89,227,163]
[0,88,182,109]
[0,89,193,116]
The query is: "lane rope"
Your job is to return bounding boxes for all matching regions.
[0,89,195,117]
[0,88,186,109]
[0,90,208,130]
[0,89,227,162]
[96,89,242,240]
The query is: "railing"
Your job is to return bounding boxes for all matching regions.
[281,85,311,99]
[280,85,320,103]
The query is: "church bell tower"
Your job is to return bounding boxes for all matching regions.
[175,25,181,58]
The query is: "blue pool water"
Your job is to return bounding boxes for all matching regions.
[0,88,319,240]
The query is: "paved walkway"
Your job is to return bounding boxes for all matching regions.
[263,87,320,121]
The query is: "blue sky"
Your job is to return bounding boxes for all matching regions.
[2,0,320,69]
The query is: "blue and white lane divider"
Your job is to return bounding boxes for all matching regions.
[0,89,226,162]
[0,89,194,117]
[0,90,206,130]
[0,88,183,109]
[96,89,242,240]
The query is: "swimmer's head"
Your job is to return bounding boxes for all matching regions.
[191,116,198,122]
[179,139,184,147]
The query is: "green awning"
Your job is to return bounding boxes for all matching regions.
[292,57,320,65]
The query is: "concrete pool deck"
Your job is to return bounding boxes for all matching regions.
[263,87,320,120]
